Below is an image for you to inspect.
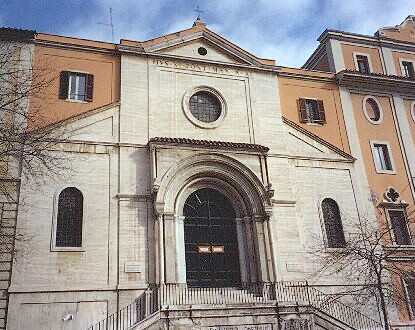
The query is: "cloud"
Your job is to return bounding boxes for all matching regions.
[1,0,413,67]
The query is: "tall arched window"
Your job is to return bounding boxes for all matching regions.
[56,187,83,247]
[321,198,346,248]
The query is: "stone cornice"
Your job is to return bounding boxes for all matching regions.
[318,29,415,53]
[149,137,269,154]
[336,70,415,95]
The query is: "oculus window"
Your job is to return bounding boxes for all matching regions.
[363,96,382,124]
[189,91,222,123]
[183,87,227,129]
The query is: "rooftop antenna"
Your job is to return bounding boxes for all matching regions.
[98,7,114,42]
[338,20,341,31]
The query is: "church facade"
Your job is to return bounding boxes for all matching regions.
[1,15,415,330]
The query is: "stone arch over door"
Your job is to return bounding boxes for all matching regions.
[154,153,275,286]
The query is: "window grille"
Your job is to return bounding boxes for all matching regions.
[321,198,346,248]
[56,187,83,247]
[189,91,221,123]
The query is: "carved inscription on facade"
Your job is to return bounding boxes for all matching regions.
[153,59,251,77]
[204,324,272,330]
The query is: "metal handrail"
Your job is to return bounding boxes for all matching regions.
[86,282,384,330]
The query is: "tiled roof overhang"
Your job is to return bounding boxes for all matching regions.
[336,70,415,95]
[149,137,269,153]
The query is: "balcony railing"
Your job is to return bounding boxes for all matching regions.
[86,281,384,330]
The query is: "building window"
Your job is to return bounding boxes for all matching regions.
[403,276,415,319]
[189,91,222,123]
[370,141,395,174]
[182,86,227,129]
[387,209,412,245]
[363,96,382,124]
[356,55,370,73]
[321,198,346,248]
[56,187,83,247]
[59,71,94,102]
[298,98,326,124]
[401,61,415,79]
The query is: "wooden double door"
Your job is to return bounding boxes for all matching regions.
[183,188,241,287]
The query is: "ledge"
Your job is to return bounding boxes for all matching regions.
[336,70,415,94]
[149,137,269,153]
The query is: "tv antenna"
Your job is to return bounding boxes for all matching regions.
[98,7,114,42]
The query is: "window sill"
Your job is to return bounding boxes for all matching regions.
[383,245,415,251]
[374,169,397,175]
[51,247,85,252]
[65,98,88,104]
[306,122,325,126]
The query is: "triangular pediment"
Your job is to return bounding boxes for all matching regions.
[283,117,354,162]
[156,37,249,65]
[138,26,275,67]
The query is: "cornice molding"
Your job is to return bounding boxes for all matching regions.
[336,70,415,95]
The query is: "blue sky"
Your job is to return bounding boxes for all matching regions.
[1,0,413,67]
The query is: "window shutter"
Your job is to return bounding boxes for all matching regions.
[317,100,326,123]
[85,74,94,102]
[59,71,69,99]
[298,98,307,123]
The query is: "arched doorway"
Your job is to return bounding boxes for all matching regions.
[183,188,241,287]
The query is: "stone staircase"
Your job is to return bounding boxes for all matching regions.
[87,282,384,330]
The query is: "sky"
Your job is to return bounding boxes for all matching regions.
[1,0,414,67]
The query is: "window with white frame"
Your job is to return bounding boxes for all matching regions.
[363,96,383,124]
[386,208,412,245]
[298,98,326,124]
[353,52,374,74]
[370,141,395,174]
[401,60,415,79]
[403,276,415,319]
[59,71,94,102]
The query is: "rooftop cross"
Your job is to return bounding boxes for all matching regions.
[194,6,203,19]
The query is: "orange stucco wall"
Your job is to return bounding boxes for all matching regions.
[341,44,384,74]
[278,71,349,153]
[29,41,120,128]
[392,51,415,77]
[352,93,415,226]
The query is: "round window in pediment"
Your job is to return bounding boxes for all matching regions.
[189,91,221,123]
[183,87,227,129]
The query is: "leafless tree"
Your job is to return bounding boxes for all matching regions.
[0,35,73,204]
[309,202,415,329]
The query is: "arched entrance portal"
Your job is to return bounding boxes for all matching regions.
[184,188,241,287]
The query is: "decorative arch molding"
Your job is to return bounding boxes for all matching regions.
[154,153,270,217]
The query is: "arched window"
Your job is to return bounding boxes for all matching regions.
[56,187,83,247]
[321,198,346,248]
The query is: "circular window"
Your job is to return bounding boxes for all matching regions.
[182,86,227,129]
[198,47,207,56]
[363,96,383,124]
[189,91,221,123]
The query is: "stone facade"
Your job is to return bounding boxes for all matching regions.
[2,17,415,329]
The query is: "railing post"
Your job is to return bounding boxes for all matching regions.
[144,288,151,317]
[305,281,311,304]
